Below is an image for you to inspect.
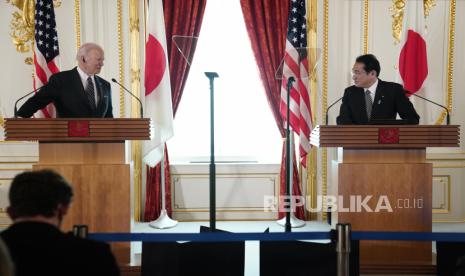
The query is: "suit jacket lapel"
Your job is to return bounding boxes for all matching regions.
[94,76,103,109]
[355,86,369,121]
[95,76,111,117]
[372,79,385,116]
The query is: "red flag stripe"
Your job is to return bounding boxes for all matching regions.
[279,0,312,167]
[298,82,311,124]
[41,107,52,118]
[284,53,301,77]
[280,82,302,104]
[34,46,54,79]
[302,57,309,72]
[300,139,310,153]
[34,58,48,85]
[279,103,301,131]
[47,60,60,74]
[280,82,302,111]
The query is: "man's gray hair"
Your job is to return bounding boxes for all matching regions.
[76,42,103,61]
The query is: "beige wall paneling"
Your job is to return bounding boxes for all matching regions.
[171,164,280,221]
[432,157,465,222]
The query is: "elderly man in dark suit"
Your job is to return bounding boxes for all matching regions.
[337,54,419,125]
[17,43,113,118]
[0,170,120,276]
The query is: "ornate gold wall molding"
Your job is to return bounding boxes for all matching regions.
[8,0,33,64]
[391,0,405,45]
[74,0,81,50]
[306,0,318,221]
[424,0,436,18]
[117,0,125,118]
[321,0,329,221]
[436,0,455,125]
[363,0,369,54]
[7,0,34,60]
[129,0,142,221]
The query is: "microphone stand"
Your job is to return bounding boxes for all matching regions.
[14,87,42,118]
[284,77,295,233]
[409,92,450,125]
[276,77,306,230]
[205,72,219,231]
[111,78,144,118]
[325,97,343,125]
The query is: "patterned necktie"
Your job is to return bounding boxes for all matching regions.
[365,90,373,119]
[86,77,96,109]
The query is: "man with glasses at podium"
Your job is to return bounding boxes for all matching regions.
[336,54,419,125]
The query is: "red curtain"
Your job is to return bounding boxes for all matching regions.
[144,0,207,221]
[240,0,305,219]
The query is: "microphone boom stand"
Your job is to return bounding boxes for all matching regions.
[284,77,295,232]
[276,77,306,231]
[205,72,219,231]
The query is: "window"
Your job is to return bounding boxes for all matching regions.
[168,0,282,164]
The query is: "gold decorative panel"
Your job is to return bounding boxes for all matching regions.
[432,175,450,214]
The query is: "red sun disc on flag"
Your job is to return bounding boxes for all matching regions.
[145,34,166,96]
[399,30,428,93]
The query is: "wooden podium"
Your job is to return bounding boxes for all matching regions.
[310,125,460,273]
[4,118,150,264]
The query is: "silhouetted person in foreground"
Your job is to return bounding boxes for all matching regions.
[0,170,120,276]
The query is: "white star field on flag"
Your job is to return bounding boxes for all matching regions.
[34,0,59,61]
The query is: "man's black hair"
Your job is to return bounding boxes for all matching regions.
[8,170,73,219]
[355,54,381,76]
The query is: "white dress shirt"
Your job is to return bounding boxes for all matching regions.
[364,79,378,104]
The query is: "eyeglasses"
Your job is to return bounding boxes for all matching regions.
[352,70,368,76]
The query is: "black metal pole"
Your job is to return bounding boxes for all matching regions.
[285,77,295,233]
[205,72,219,231]
[336,223,351,276]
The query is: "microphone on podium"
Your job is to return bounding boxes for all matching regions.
[14,86,44,118]
[111,78,144,118]
[406,91,450,125]
[325,96,343,125]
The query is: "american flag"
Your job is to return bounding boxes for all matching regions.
[279,0,312,167]
[34,0,60,118]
